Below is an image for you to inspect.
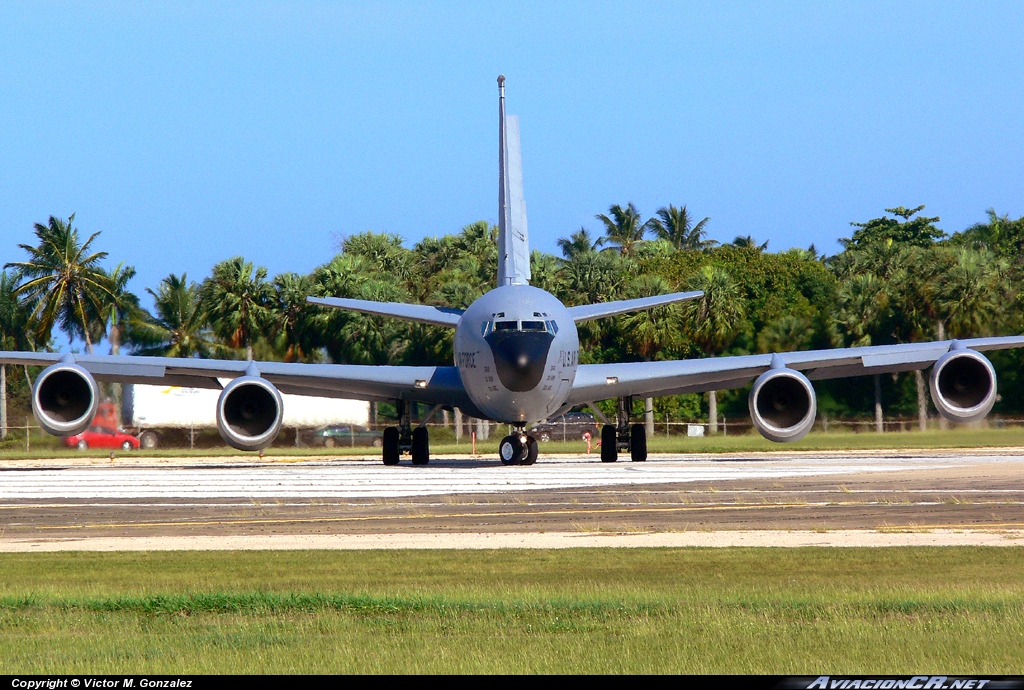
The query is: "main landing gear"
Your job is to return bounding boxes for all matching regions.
[382,399,431,466]
[600,396,647,463]
[499,428,539,466]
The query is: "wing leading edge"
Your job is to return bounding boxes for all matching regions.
[566,336,1024,406]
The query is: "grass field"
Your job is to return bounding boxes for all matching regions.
[3,426,1024,461]
[2,548,1023,673]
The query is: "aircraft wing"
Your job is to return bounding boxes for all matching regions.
[306,297,464,327]
[567,291,703,323]
[0,351,480,412]
[566,336,1024,405]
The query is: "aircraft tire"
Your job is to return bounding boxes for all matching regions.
[499,435,523,465]
[630,423,647,462]
[411,426,430,465]
[600,425,617,463]
[523,436,539,465]
[382,427,400,465]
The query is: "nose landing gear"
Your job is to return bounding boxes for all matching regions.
[499,430,538,466]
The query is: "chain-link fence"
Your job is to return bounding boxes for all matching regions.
[4,415,1024,452]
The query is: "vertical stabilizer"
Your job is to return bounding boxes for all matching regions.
[497,75,531,286]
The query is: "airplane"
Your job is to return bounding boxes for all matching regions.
[3,75,1024,466]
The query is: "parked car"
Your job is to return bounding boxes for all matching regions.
[528,412,600,442]
[310,424,384,448]
[64,426,140,450]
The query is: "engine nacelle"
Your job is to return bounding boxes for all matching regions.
[929,349,997,423]
[748,367,817,443]
[216,376,284,451]
[32,362,99,437]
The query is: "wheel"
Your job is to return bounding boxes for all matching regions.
[522,436,539,465]
[411,426,430,465]
[372,437,383,448]
[538,431,551,443]
[121,441,133,451]
[630,423,647,462]
[77,439,88,450]
[499,435,524,465]
[600,425,617,463]
[324,437,336,448]
[382,426,400,465]
[140,432,158,449]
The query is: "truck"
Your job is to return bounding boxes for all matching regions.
[121,383,369,449]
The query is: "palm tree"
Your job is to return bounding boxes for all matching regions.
[5,215,114,353]
[621,275,683,434]
[0,270,34,439]
[272,272,321,362]
[556,228,598,259]
[648,205,714,251]
[681,266,746,433]
[834,272,891,432]
[128,274,227,358]
[596,203,646,255]
[731,235,769,251]
[200,257,274,361]
[97,263,141,356]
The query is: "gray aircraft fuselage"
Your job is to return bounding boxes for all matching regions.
[453,284,580,424]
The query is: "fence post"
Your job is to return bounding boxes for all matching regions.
[26,416,30,452]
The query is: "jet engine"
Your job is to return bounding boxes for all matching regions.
[748,367,817,443]
[32,362,99,437]
[216,376,284,451]
[929,349,997,423]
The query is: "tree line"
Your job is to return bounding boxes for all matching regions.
[1,203,1022,437]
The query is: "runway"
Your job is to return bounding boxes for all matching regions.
[2,451,1023,548]
[0,452,976,498]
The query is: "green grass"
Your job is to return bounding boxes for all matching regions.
[1,548,1023,673]
[3,426,1024,461]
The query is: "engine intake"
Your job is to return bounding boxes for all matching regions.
[929,349,997,423]
[748,367,817,443]
[32,362,99,437]
[216,376,284,451]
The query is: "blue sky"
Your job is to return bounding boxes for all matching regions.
[2,1,1022,324]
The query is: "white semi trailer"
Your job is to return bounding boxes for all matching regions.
[122,383,370,449]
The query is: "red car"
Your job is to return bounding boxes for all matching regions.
[64,426,140,450]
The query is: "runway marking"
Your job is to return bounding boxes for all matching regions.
[0,454,994,499]
[13,501,1024,533]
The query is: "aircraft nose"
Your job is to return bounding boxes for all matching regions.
[485,331,555,392]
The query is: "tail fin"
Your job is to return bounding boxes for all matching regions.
[497,75,531,287]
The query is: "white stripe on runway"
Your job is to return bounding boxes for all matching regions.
[0,453,1004,499]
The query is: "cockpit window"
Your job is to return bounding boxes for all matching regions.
[520,320,546,332]
[546,320,559,334]
[494,321,518,332]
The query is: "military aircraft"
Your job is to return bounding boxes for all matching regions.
[3,76,1023,465]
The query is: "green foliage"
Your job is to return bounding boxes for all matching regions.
[2,200,1021,423]
[841,205,946,249]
